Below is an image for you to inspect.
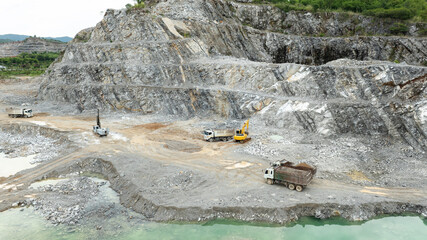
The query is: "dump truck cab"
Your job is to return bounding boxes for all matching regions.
[23,109,33,118]
[203,129,214,141]
[264,161,281,184]
[264,167,274,181]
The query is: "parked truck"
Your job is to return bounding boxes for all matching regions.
[203,129,234,142]
[6,108,33,118]
[264,160,316,192]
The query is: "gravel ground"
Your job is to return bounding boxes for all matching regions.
[12,176,145,227]
[0,128,66,163]
[0,77,426,225]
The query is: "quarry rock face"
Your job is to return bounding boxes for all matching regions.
[39,0,427,150]
[0,37,66,57]
[231,3,427,37]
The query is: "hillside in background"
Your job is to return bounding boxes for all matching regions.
[0,52,60,78]
[0,34,72,43]
[0,37,66,58]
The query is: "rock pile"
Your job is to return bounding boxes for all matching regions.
[30,177,103,225]
[0,125,66,163]
[152,170,197,189]
[238,139,279,159]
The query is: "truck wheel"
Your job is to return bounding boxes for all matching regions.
[288,184,295,190]
[208,138,213,142]
[296,185,303,192]
[267,179,273,185]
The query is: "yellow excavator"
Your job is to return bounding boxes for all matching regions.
[234,119,250,143]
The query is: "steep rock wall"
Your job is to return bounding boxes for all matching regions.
[39,0,427,149]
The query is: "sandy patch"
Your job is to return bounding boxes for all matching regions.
[225,161,253,170]
[0,153,38,178]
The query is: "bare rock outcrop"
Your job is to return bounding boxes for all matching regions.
[39,0,427,150]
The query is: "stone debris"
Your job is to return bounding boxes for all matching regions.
[152,170,197,189]
[29,177,102,225]
[238,138,279,159]
[0,125,71,163]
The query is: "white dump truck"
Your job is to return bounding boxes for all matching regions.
[203,129,234,142]
[6,108,33,118]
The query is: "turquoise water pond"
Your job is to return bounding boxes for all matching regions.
[0,207,425,240]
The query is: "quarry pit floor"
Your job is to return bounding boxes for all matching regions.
[0,77,426,223]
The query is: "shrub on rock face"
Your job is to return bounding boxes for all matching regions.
[420,9,427,21]
[257,0,426,20]
[364,8,413,20]
[126,0,145,10]
[341,0,367,13]
[390,23,409,35]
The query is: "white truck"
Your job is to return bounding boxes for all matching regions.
[6,108,33,118]
[203,129,234,142]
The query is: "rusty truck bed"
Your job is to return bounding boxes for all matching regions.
[274,161,316,186]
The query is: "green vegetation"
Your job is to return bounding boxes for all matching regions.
[0,39,14,43]
[126,0,145,10]
[252,0,427,21]
[390,23,410,34]
[0,52,60,78]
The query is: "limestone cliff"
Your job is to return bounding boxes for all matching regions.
[39,0,427,150]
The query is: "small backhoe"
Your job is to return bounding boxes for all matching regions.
[234,119,250,143]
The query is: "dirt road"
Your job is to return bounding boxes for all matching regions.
[0,76,426,223]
